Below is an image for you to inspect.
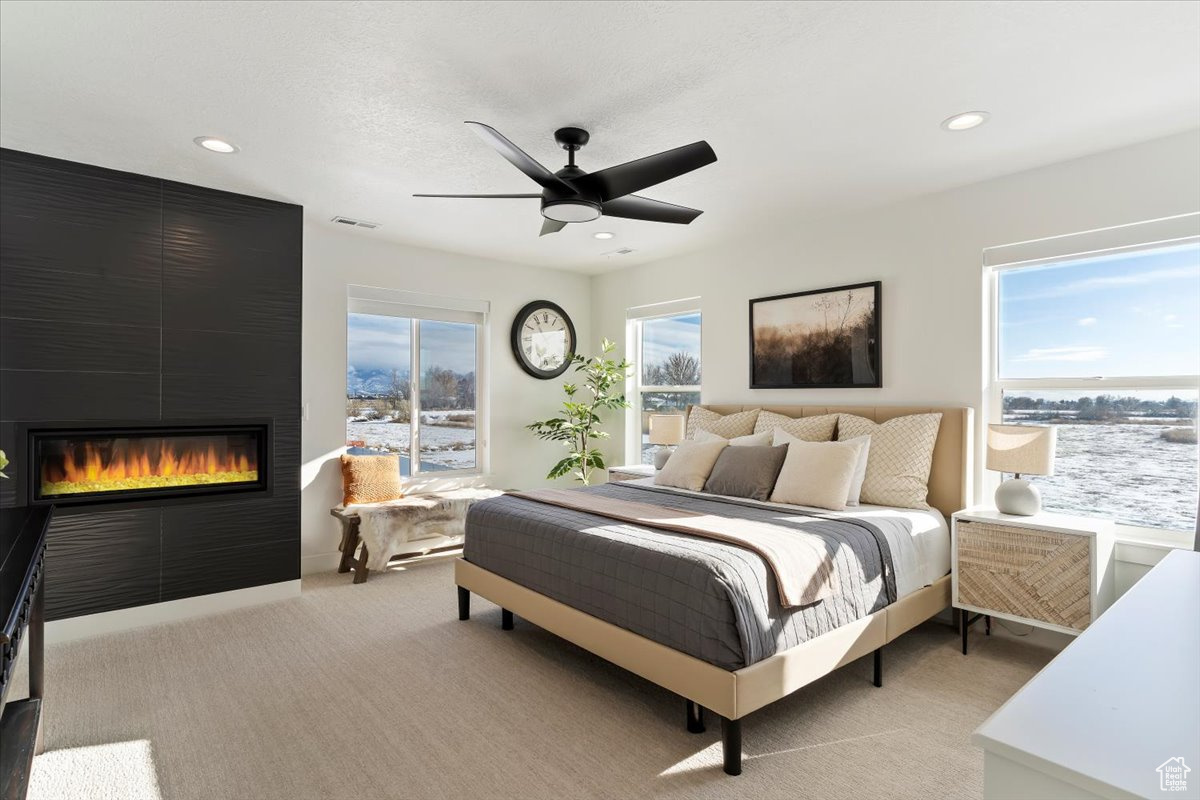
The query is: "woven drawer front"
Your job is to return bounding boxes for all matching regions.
[957,521,1091,631]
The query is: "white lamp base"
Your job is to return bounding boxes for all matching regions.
[995,478,1041,516]
[653,446,674,470]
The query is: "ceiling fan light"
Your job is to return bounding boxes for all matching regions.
[542,199,602,223]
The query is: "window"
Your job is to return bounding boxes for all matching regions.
[990,237,1199,536]
[347,289,486,476]
[628,303,701,464]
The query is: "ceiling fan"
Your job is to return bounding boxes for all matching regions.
[415,122,717,236]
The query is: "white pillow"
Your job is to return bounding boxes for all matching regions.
[686,407,760,440]
[769,438,862,511]
[842,435,871,506]
[837,413,942,510]
[654,439,728,491]
[754,410,837,442]
[775,430,871,506]
[696,429,772,447]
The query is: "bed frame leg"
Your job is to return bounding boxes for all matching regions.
[457,586,470,621]
[686,700,705,734]
[501,608,514,630]
[873,647,883,688]
[720,717,742,776]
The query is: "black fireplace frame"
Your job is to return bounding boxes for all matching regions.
[19,420,273,508]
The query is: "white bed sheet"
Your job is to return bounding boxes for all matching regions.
[623,476,950,599]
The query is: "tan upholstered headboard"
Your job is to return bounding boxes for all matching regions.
[687,404,973,518]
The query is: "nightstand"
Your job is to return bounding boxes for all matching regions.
[952,508,1115,654]
[606,464,656,482]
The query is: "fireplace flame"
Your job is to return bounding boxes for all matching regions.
[41,439,258,496]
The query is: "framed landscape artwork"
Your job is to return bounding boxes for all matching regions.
[749,281,881,389]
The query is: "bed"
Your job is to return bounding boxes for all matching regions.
[454,404,973,775]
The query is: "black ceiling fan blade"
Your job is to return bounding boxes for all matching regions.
[540,218,567,237]
[413,193,541,198]
[601,195,703,224]
[570,141,716,202]
[465,121,578,195]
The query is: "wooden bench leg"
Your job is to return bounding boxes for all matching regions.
[337,518,360,574]
[352,543,370,584]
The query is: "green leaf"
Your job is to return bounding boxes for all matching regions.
[547,456,577,480]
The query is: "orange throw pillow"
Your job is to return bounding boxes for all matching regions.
[340,454,403,505]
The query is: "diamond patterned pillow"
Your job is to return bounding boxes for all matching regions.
[836,413,942,509]
[753,410,837,442]
[686,407,760,440]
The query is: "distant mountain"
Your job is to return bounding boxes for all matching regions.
[347,367,410,397]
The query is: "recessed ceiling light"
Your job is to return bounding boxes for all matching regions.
[593,231,615,240]
[941,112,990,132]
[193,136,238,153]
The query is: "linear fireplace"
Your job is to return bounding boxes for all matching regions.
[25,422,271,507]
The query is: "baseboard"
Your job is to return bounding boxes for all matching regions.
[46,579,302,644]
[302,551,341,575]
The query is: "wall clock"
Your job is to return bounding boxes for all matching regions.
[511,300,576,379]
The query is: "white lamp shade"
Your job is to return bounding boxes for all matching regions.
[986,424,1056,476]
[648,414,686,446]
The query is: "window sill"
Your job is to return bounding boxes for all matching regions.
[1114,525,1194,566]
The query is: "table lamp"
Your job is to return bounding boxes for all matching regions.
[649,415,686,469]
[986,423,1057,516]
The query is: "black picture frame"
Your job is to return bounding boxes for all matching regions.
[511,300,577,379]
[749,281,881,389]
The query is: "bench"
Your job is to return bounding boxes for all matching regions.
[332,488,503,583]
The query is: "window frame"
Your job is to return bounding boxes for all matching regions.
[985,235,1200,543]
[347,290,489,478]
[625,300,702,465]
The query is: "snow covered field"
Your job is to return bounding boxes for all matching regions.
[346,411,476,471]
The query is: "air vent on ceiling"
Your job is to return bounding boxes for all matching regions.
[331,216,380,230]
[603,247,636,257]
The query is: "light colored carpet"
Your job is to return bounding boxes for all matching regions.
[22,558,1054,800]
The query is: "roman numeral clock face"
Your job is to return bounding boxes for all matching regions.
[511,301,576,379]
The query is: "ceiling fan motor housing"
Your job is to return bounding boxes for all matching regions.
[542,159,601,221]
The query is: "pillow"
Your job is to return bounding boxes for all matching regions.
[769,438,863,511]
[695,428,773,447]
[686,407,760,440]
[340,454,404,506]
[654,439,728,491]
[842,435,872,506]
[837,413,942,509]
[753,410,837,442]
[775,430,872,506]
[702,444,789,501]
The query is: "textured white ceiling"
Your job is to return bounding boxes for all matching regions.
[2,1,1198,274]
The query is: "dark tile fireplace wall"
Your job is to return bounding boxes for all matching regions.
[0,148,302,620]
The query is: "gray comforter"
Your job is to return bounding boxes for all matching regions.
[464,482,913,670]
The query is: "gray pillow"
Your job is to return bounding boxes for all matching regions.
[702,444,789,502]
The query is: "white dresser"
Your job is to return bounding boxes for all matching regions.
[973,549,1200,799]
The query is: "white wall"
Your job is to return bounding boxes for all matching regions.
[301,225,592,573]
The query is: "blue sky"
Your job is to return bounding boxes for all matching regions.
[642,313,702,369]
[999,243,1199,379]
[347,313,475,376]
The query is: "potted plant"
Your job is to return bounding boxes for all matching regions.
[528,339,631,485]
